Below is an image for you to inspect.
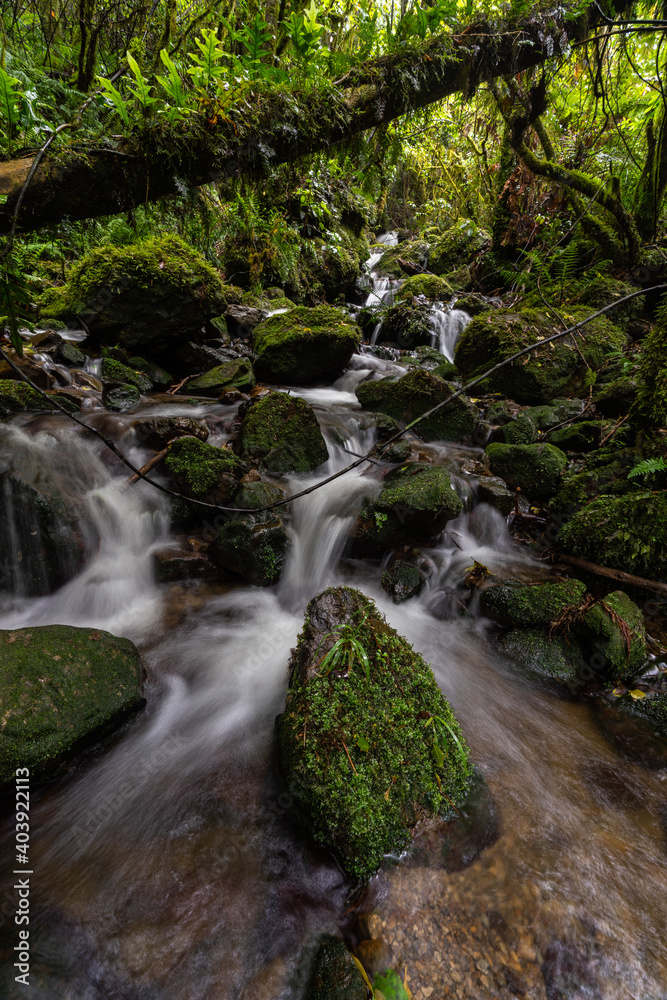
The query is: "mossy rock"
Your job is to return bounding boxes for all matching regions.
[550,446,637,517]
[403,345,451,370]
[524,399,586,430]
[253,306,360,384]
[304,228,371,301]
[499,412,538,445]
[630,308,667,427]
[0,381,66,414]
[303,937,367,1000]
[395,273,453,302]
[574,591,646,683]
[355,369,478,443]
[0,625,144,783]
[481,579,587,629]
[103,383,140,412]
[427,220,490,276]
[557,490,667,582]
[455,293,493,317]
[132,416,209,450]
[379,299,435,349]
[127,356,173,390]
[277,587,473,881]
[477,476,516,516]
[546,420,607,452]
[40,235,236,358]
[57,342,86,367]
[369,412,412,463]
[354,463,462,557]
[233,478,286,510]
[564,276,642,333]
[375,240,429,278]
[234,392,328,475]
[184,359,255,397]
[210,509,288,586]
[485,442,567,499]
[454,307,628,404]
[99,357,152,394]
[164,437,245,505]
[498,628,588,689]
[593,376,638,417]
[381,560,425,603]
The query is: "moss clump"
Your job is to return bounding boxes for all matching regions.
[557,490,667,580]
[550,446,637,517]
[485,442,567,499]
[164,436,244,505]
[631,306,667,427]
[575,591,646,682]
[481,579,587,629]
[0,381,62,413]
[354,463,462,556]
[375,240,429,278]
[234,392,328,475]
[210,509,288,586]
[99,357,152,393]
[355,369,478,443]
[524,399,585,430]
[395,273,453,302]
[39,235,235,357]
[0,625,144,783]
[185,359,256,397]
[454,307,628,404]
[253,305,361,384]
[278,587,473,881]
[500,412,538,445]
[547,420,607,452]
[428,219,490,276]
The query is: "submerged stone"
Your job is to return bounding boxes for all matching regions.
[498,628,588,689]
[356,369,478,443]
[234,392,328,475]
[253,306,361,384]
[303,937,367,1000]
[485,442,567,499]
[0,625,144,783]
[277,587,473,881]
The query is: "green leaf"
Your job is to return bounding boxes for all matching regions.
[432,742,445,767]
[97,76,130,125]
[355,734,370,752]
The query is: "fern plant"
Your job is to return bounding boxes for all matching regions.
[628,457,667,482]
[0,66,24,153]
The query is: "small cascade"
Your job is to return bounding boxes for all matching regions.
[429,305,471,360]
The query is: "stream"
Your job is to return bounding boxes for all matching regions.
[0,252,666,1000]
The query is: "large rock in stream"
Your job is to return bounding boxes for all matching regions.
[0,625,145,783]
[355,369,479,443]
[277,587,474,881]
[164,436,246,506]
[234,392,328,475]
[252,306,360,383]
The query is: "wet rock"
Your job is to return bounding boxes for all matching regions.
[557,489,667,580]
[174,339,236,374]
[56,341,86,367]
[132,416,209,450]
[594,693,667,766]
[303,937,367,999]
[427,219,490,276]
[382,560,425,603]
[498,628,588,689]
[485,442,567,499]
[39,235,240,358]
[369,412,412,463]
[99,357,153,394]
[0,625,144,783]
[253,306,361,384]
[225,303,268,337]
[164,437,245,506]
[0,351,54,389]
[356,369,479,443]
[277,587,473,880]
[546,420,606,452]
[219,388,249,405]
[153,547,216,583]
[0,381,66,414]
[375,240,429,278]
[593,376,638,417]
[353,463,463,557]
[233,478,286,510]
[380,299,436,349]
[103,383,140,412]
[499,412,538,445]
[234,392,328,475]
[210,508,288,586]
[126,355,173,390]
[574,590,647,682]
[183,358,255,397]
[455,292,494,316]
[477,476,515,515]
[455,308,627,404]
[480,580,587,630]
[395,273,453,302]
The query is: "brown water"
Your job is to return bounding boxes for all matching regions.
[0,357,665,1000]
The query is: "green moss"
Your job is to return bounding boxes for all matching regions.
[454,307,628,404]
[127,356,173,389]
[164,436,244,504]
[379,299,434,349]
[500,412,538,445]
[355,369,478,443]
[0,625,144,783]
[103,383,140,412]
[354,463,462,556]
[550,446,637,516]
[375,240,429,278]
[428,220,490,276]
[278,587,472,881]
[481,579,587,629]
[547,420,608,452]
[210,510,288,586]
[0,381,61,413]
[253,305,361,384]
[631,307,667,427]
[235,391,329,475]
[395,273,453,301]
[185,359,256,397]
[381,560,424,603]
[498,628,587,687]
[557,490,667,580]
[576,591,646,682]
[304,937,367,1000]
[99,357,153,393]
[485,442,567,499]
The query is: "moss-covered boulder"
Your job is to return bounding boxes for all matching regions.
[499,412,538,445]
[481,579,587,629]
[353,463,462,557]
[210,508,288,586]
[234,392,328,475]
[524,399,586,430]
[40,235,236,358]
[164,437,245,505]
[103,383,140,412]
[252,306,360,384]
[183,358,255,397]
[127,356,173,390]
[557,490,667,581]
[574,591,646,682]
[0,381,72,414]
[395,273,453,302]
[99,357,152,394]
[355,369,479,443]
[303,937,367,1000]
[379,299,435,349]
[428,220,490,276]
[594,375,638,417]
[454,307,628,404]
[485,442,567,499]
[477,476,515,515]
[369,412,412,463]
[375,240,429,278]
[0,625,144,783]
[550,446,637,517]
[277,587,473,880]
[133,416,209,450]
[381,560,425,603]
[498,628,588,689]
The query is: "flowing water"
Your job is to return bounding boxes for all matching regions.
[0,265,666,999]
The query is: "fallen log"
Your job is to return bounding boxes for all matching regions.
[555,552,667,600]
